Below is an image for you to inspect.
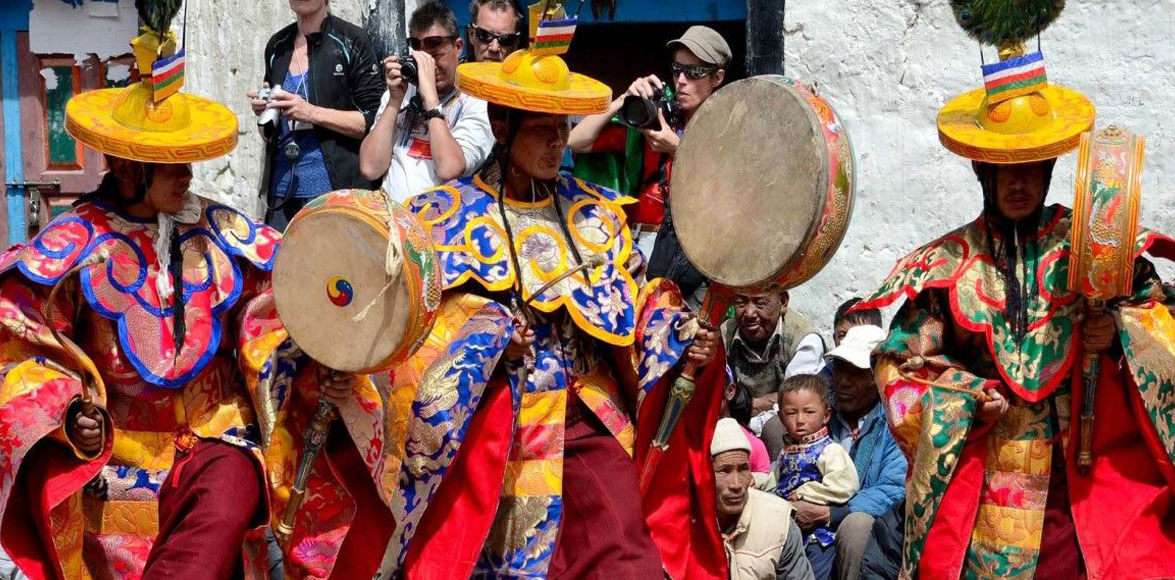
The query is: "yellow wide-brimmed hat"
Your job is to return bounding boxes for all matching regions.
[457,52,611,116]
[457,2,610,116]
[938,81,1095,165]
[65,24,236,164]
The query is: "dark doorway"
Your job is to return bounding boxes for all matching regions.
[566,20,747,96]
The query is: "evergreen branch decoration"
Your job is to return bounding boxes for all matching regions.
[949,0,1065,46]
[136,0,184,35]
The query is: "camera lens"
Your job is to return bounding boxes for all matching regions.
[400,52,419,86]
[618,95,658,130]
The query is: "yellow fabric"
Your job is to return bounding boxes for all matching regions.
[791,443,860,505]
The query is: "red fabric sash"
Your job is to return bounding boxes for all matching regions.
[403,380,514,579]
[2,436,111,580]
[636,351,729,580]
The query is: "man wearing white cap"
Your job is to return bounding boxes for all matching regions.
[713,418,815,580]
[789,325,906,580]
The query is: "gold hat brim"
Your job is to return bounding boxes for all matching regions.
[937,84,1095,164]
[66,85,237,164]
[457,60,612,116]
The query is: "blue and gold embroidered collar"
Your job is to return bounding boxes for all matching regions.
[406,173,640,346]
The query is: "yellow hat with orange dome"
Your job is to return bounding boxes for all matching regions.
[937,1,1094,164]
[64,0,236,164]
[456,0,611,116]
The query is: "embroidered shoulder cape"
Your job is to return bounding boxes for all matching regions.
[405,173,639,346]
[859,204,1171,401]
[0,202,280,387]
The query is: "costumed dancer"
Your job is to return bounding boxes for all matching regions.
[857,2,1175,578]
[372,2,727,578]
[0,3,367,578]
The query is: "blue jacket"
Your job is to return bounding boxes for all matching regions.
[828,402,906,527]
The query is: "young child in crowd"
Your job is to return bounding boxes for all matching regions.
[769,374,859,564]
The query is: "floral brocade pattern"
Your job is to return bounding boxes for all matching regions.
[862,205,1167,403]
[406,174,639,346]
[1118,302,1175,467]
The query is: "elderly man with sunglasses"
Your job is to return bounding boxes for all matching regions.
[467,0,523,62]
[568,26,730,301]
[359,1,494,202]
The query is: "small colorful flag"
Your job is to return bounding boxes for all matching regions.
[981,51,1047,104]
[531,17,578,56]
[151,49,186,103]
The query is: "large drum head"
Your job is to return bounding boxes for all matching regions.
[671,76,830,288]
[274,203,411,373]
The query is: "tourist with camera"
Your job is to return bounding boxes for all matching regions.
[568,26,730,299]
[249,0,385,229]
[359,1,493,203]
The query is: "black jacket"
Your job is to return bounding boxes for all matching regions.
[261,14,384,196]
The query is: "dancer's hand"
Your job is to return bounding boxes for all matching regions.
[69,404,104,455]
[686,325,718,367]
[505,315,535,361]
[976,387,1009,423]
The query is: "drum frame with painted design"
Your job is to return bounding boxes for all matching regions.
[273,189,443,373]
[1069,126,1145,301]
[670,75,855,290]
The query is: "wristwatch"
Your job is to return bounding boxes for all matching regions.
[422,105,445,121]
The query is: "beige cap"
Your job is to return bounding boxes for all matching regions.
[711,418,752,456]
[667,25,732,67]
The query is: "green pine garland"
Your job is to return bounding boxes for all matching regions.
[949,0,1066,46]
[136,0,183,36]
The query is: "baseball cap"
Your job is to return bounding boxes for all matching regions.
[825,325,886,370]
[667,26,732,67]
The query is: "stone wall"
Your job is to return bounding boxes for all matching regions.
[780,0,1175,334]
[181,0,1175,335]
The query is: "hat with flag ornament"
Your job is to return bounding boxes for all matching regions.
[65,0,237,164]
[937,0,1095,164]
[455,0,612,116]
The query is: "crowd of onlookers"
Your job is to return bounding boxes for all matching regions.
[249,1,906,579]
[714,292,907,580]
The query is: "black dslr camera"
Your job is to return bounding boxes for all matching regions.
[618,84,681,130]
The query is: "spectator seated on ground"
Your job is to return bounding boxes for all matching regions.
[713,418,815,580]
[721,287,825,460]
[763,375,859,580]
[822,324,906,580]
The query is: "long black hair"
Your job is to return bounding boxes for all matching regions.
[77,158,152,208]
[973,159,1056,342]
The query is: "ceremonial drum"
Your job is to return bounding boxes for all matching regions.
[1069,126,1145,300]
[273,189,443,373]
[670,76,855,289]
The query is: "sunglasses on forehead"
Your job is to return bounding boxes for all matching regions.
[408,35,458,51]
[671,62,719,80]
[469,25,521,48]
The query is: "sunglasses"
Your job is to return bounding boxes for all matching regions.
[671,62,719,80]
[408,35,458,52]
[469,25,521,48]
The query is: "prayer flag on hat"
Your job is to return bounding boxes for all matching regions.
[981,51,1047,104]
[151,49,186,103]
[532,17,578,56]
